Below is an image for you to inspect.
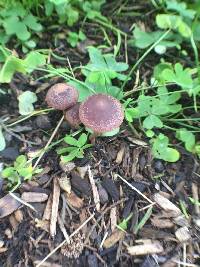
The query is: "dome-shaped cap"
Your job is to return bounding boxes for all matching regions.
[79,94,124,133]
[45,83,79,110]
[64,103,81,128]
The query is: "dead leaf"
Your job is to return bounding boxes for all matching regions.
[127,240,164,255]
[103,229,125,248]
[64,191,84,209]
[0,194,21,218]
[21,192,48,202]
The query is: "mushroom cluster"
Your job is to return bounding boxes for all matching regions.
[45,83,124,136]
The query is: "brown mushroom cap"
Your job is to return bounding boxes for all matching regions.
[79,94,124,133]
[45,83,79,110]
[64,103,81,128]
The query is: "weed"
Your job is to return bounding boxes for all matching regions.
[1,155,42,190]
[57,133,92,162]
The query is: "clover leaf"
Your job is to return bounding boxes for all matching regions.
[18,91,37,115]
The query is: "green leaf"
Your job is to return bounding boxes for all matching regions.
[15,155,27,167]
[152,134,180,162]
[18,91,37,115]
[23,14,42,31]
[64,135,78,146]
[68,81,93,102]
[134,207,153,234]
[161,63,193,89]
[131,26,163,49]
[161,147,180,162]
[0,126,6,151]
[24,51,46,73]
[56,146,76,155]
[166,0,196,19]
[67,9,79,26]
[18,166,33,177]
[2,167,15,178]
[143,115,163,129]
[77,133,87,148]
[0,56,26,83]
[125,108,140,122]
[176,128,196,152]
[61,149,79,162]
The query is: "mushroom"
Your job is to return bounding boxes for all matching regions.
[79,94,124,136]
[45,83,79,110]
[64,103,81,128]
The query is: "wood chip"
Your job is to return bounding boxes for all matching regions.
[151,216,174,228]
[77,165,88,178]
[154,193,181,217]
[127,137,148,147]
[103,229,125,249]
[34,260,62,267]
[115,145,125,164]
[14,209,23,223]
[175,226,191,243]
[102,177,119,201]
[50,177,60,237]
[0,193,21,218]
[88,166,100,211]
[58,175,71,194]
[64,191,84,209]
[21,192,48,203]
[110,207,117,232]
[35,219,49,232]
[59,161,75,173]
[0,247,8,253]
[71,171,91,196]
[127,240,164,255]
[43,194,52,221]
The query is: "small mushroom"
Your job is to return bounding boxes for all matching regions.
[79,94,124,135]
[45,83,79,110]
[64,103,81,128]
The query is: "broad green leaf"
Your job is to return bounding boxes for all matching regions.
[77,133,87,147]
[15,155,27,167]
[64,135,78,146]
[176,128,195,152]
[2,167,15,178]
[61,149,79,162]
[151,134,180,162]
[67,9,79,26]
[143,115,163,129]
[56,146,76,154]
[23,14,42,31]
[68,81,93,102]
[0,126,6,151]
[24,51,46,73]
[166,0,196,19]
[18,166,33,177]
[0,56,26,83]
[156,14,181,30]
[131,26,163,49]
[125,108,140,122]
[161,147,180,162]
[18,91,37,115]
[161,63,193,89]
